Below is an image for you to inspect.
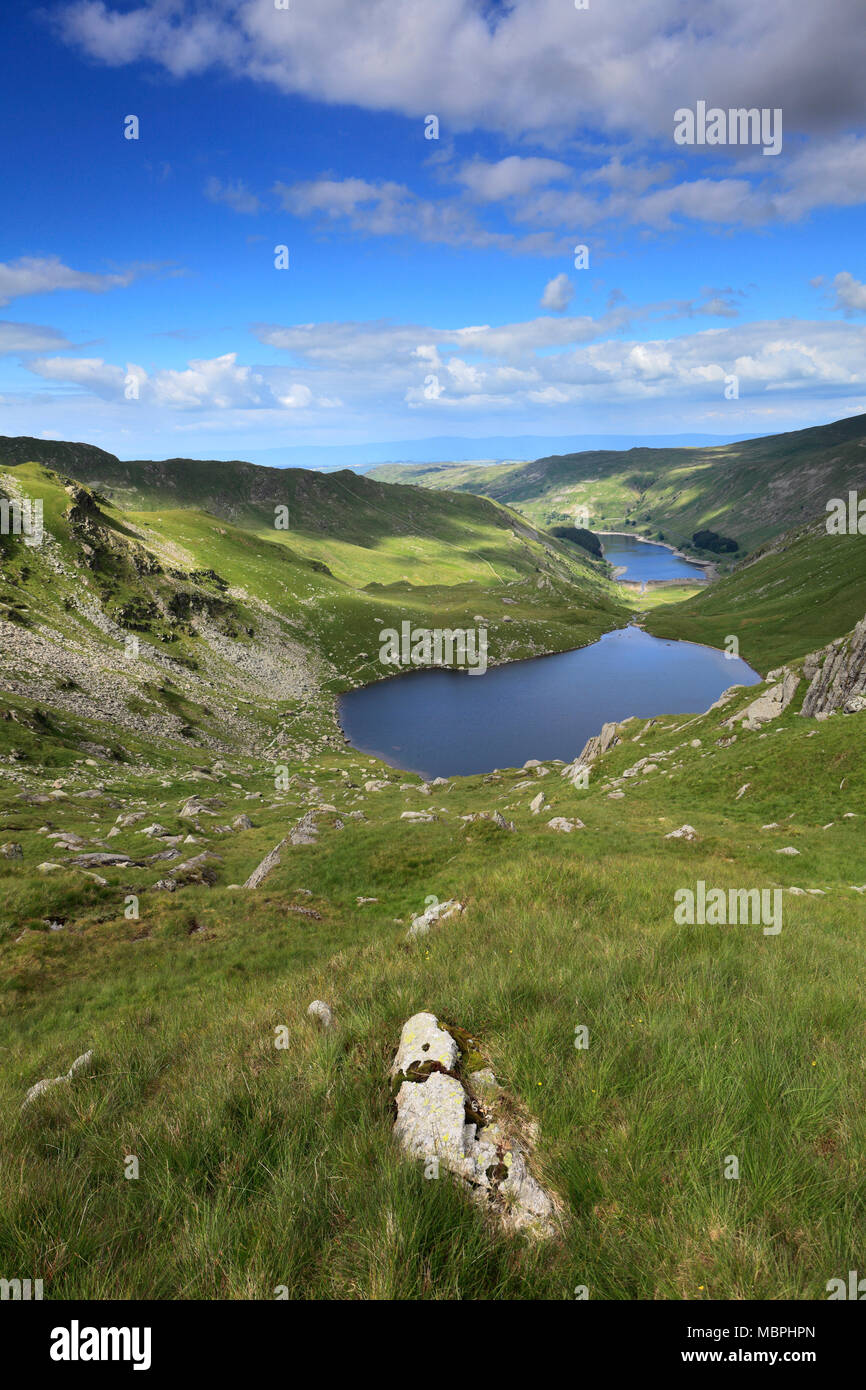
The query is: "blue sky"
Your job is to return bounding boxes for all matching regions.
[2,0,866,463]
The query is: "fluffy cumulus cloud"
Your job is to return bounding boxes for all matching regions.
[54,0,866,236]
[829,272,866,315]
[25,351,325,412]
[541,274,574,313]
[249,308,866,418]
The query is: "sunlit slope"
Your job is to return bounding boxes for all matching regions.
[1,665,864,1299]
[0,457,629,756]
[644,520,866,672]
[370,412,866,557]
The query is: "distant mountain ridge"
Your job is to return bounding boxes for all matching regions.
[367,412,866,555]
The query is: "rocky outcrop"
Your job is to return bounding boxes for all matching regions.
[578,720,622,764]
[307,1000,334,1030]
[665,824,697,841]
[406,899,464,940]
[22,1049,94,1109]
[800,614,866,717]
[725,669,800,730]
[243,839,286,888]
[390,1012,557,1238]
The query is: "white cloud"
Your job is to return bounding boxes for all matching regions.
[57,1,866,141]
[541,274,574,313]
[830,271,866,315]
[204,177,262,215]
[55,1,866,234]
[0,321,71,354]
[457,156,570,202]
[25,351,322,412]
[0,256,137,306]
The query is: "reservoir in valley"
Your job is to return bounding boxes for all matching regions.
[599,534,709,584]
[338,624,761,779]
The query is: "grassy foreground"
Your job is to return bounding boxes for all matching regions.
[1,674,863,1299]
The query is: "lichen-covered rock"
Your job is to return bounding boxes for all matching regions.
[391,1013,459,1076]
[547,817,584,833]
[578,720,622,764]
[1,842,23,858]
[726,670,800,730]
[243,839,287,887]
[406,899,463,940]
[665,824,697,841]
[289,813,318,845]
[801,614,866,718]
[390,1012,556,1238]
[561,759,591,788]
[307,1000,334,1030]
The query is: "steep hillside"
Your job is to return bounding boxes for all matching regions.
[369,412,866,559]
[0,451,627,765]
[1,634,864,1298]
[643,518,866,672]
[2,431,865,1303]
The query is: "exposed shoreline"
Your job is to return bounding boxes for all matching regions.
[596,531,718,585]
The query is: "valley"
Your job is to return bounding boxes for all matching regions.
[0,415,864,1301]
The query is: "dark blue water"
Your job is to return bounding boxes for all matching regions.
[338,625,760,778]
[601,534,707,583]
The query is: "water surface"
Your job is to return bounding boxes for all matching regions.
[338,625,760,778]
[600,534,707,584]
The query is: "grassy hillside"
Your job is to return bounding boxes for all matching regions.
[0,455,627,765]
[1,431,864,1302]
[0,665,863,1299]
[643,519,866,672]
[369,412,866,559]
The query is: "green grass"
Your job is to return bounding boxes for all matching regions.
[1,434,865,1300]
[0,681,864,1299]
[644,523,866,673]
[369,410,866,558]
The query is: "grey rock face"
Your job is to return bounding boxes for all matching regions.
[801,614,866,718]
[578,720,621,764]
[561,759,591,788]
[390,1012,557,1238]
[406,898,464,940]
[727,670,800,730]
[22,1049,94,1109]
[665,824,697,841]
[243,839,287,888]
[289,812,318,845]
